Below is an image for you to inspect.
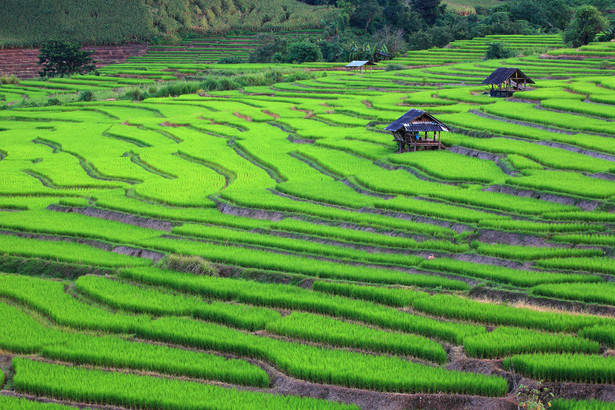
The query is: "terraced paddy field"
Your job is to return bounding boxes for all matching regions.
[2,36,615,409]
[132,31,323,64]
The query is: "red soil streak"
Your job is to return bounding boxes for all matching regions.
[159,121,189,127]
[263,110,280,119]
[234,112,252,122]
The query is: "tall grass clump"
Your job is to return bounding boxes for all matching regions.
[159,254,218,276]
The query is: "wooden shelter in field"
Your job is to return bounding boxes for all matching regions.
[385,109,449,152]
[373,51,392,62]
[482,67,534,97]
[345,60,376,74]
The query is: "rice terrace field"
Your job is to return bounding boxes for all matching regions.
[2,33,615,410]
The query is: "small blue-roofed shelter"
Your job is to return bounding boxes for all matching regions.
[345,60,376,74]
[385,109,449,152]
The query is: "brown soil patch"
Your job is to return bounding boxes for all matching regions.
[362,100,373,109]
[234,112,252,122]
[48,204,177,231]
[291,106,314,118]
[160,121,188,127]
[263,110,280,119]
[121,121,139,127]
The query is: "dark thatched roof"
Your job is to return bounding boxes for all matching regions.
[385,109,449,133]
[482,67,535,85]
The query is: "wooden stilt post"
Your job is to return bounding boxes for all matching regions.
[438,131,441,150]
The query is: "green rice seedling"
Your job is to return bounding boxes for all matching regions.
[531,282,615,306]
[513,88,585,101]
[551,399,615,410]
[375,196,507,224]
[443,131,615,174]
[541,99,615,120]
[0,274,504,395]
[440,112,615,156]
[507,154,544,170]
[0,235,151,267]
[137,236,469,290]
[265,312,447,363]
[421,258,599,287]
[536,257,615,275]
[387,150,507,184]
[481,101,615,135]
[171,223,430,268]
[472,242,603,261]
[75,275,281,331]
[463,327,599,358]
[553,233,615,246]
[580,325,615,346]
[12,358,354,410]
[0,396,77,409]
[478,219,601,234]
[503,353,615,384]
[271,220,465,253]
[0,301,269,387]
[119,267,483,344]
[314,281,612,333]
[0,210,164,244]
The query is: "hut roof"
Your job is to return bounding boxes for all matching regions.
[482,67,535,85]
[385,109,449,133]
[345,60,376,67]
[374,51,391,57]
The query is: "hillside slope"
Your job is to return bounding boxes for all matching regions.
[0,0,338,48]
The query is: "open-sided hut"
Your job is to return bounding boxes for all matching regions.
[373,51,392,62]
[345,60,376,74]
[482,67,534,97]
[385,109,449,152]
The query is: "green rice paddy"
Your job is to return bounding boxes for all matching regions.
[1,32,615,409]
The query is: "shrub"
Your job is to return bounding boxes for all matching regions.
[159,254,218,276]
[385,64,404,71]
[217,56,245,64]
[0,74,19,84]
[123,88,149,101]
[485,42,517,59]
[76,89,95,102]
[46,98,61,106]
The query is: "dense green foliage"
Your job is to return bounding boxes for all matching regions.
[38,41,96,78]
[0,0,152,47]
[564,5,610,46]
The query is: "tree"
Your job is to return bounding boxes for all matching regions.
[248,34,288,63]
[564,5,609,47]
[38,41,95,78]
[409,0,445,25]
[485,42,517,59]
[285,41,323,63]
[510,0,571,31]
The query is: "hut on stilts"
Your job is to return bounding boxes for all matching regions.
[482,67,534,98]
[385,109,449,153]
[345,60,376,74]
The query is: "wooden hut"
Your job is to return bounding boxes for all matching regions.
[482,67,534,97]
[385,109,449,152]
[373,51,392,62]
[345,60,376,74]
